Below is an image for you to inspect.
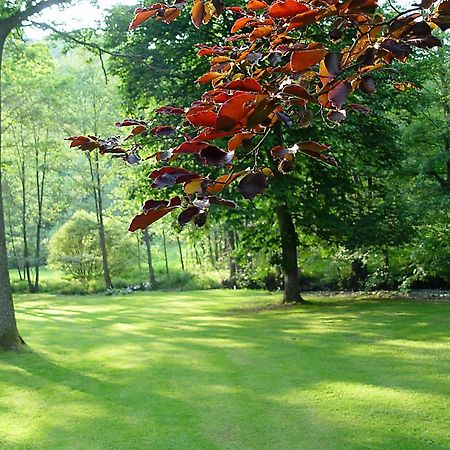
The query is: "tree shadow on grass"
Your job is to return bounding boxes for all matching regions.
[1,292,448,449]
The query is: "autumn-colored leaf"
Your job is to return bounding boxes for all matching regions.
[199,146,234,166]
[238,171,269,200]
[154,106,185,115]
[282,84,315,102]
[228,132,255,150]
[208,172,243,193]
[129,196,182,232]
[175,141,209,154]
[231,16,255,32]
[287,8,318,30]
[246,0,268,10]
[66,135,99,151]
[290,48,327,72]
[186,108,218,128]
[192,0,206,27]
[150,125,176,136]
[129,6,162,31]
[115,119,147,127]
[359,76,376,94]
[268,0,309,18]
[225,78,263,92]
[328,81,352,110]
[197,72,225,84]
[216,92,257,131]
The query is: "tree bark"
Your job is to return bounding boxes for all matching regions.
[176,236,185,271]
[88,152,112,290]
[33,130,47,292]
[226,230,237,288]
[0,34,24,350]
[143,228,156,289]
[350,258,368,290]
[275,205,304,303]
[162,229,169,276]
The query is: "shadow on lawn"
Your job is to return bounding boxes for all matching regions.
[2,292,449,449]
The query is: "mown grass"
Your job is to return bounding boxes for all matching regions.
[1,291,449,449]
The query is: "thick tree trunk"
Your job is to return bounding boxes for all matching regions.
[0,34,24,350]
[350,258,368,290]
[275,206,304,303]
[143,228,156,289]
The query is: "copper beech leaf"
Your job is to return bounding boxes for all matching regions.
[290,48,327,72]
[238,171,269,200]
[199,146,234,166]
[328,81,352,110]
[129,6,162,31]
[129,196,182,231]
[216,93,257,131]
[268,0,309,18]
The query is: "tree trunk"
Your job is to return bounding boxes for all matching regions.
[350,258,368,290]
[162,229,169,276]
[88,152,112,290]
[19,155,34,293]
[143,228,156,289]
[0,34,24,350]
[226,230,237,288]
[176,236,185,271]
[33,130,47,292]
[275,206,304,303]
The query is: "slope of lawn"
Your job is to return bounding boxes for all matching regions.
[1,291,449,450]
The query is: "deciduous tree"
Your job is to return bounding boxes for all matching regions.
[69,0,449,302]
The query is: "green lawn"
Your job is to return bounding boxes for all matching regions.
[1,291,449,449]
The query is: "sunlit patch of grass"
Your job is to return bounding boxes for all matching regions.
[1,290,449,449]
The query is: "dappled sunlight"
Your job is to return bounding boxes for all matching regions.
[1,291,449,448]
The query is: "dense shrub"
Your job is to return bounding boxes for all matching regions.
[48,210,135,281]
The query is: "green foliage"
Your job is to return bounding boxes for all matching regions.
[48,210,134,282]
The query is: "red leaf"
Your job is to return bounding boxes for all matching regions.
[290,48,326,72]
[216,93,257,131]
[174,141,208,154]
[66,135,99,151]
[149,166,191,179]
[287,8,318,30]
[197,72,224,84]
[115,119,147,127]
[194,129,236,141]
[328,81,352,109]
[199,146,234,167]
[128,196,182,232]
[225,78,263,92]
[150,125,176,136]
[186,108,218,128]
[228,132,255,150]
[208,172,243,193]
[154,106,186,115]
[129,6,163,31]
[246,0,268,10]
[231,16,255,32]
[282,84,315,102]
[238,171,269,200]
[268,0,309,18]
[192,0,206,27]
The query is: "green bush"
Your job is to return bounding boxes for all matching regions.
[48,210,135,282]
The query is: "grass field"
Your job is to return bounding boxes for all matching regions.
[1,291,449,449]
